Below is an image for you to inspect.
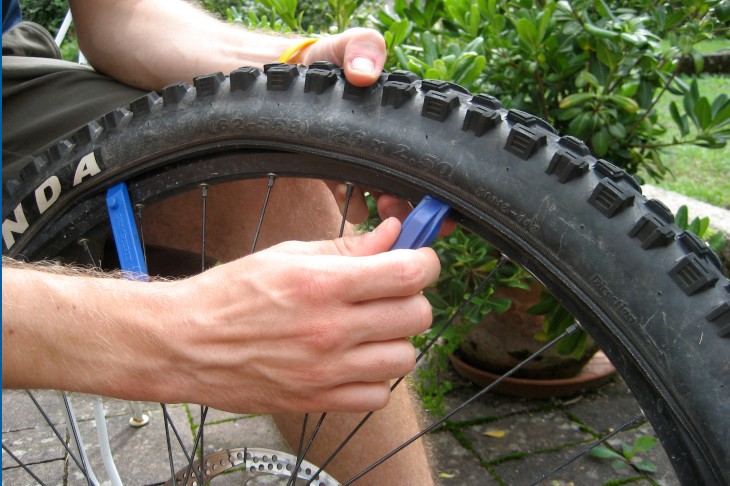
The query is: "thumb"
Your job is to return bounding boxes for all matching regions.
[274,217,402,258]
[303,28,386,87]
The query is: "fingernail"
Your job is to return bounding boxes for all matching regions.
[351,56,375,73]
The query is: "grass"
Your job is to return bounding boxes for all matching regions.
[639,74,730,209]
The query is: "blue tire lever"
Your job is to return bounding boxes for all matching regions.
[106,183,149,281]
[390,195,451,250]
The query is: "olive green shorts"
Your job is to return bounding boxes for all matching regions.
[2,21,146,181]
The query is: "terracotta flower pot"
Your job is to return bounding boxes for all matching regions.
[456,283,598,380]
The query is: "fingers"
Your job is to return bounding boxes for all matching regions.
[319,381,392,412]
[303,27,386,87]
[338,339,417,383]
[349,294,433,343]
[376,193,413,223]
[309,247,440,303]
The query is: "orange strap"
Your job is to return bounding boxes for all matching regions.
[278,38,319,63]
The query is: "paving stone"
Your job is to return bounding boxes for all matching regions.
[427,430,497,485]
[561,378,643,434]
[2,389,67,432]
[1,458,66,486]
[461,409,591,462]
[2,422,67,469]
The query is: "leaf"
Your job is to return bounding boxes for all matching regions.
[669,101,690,137]
[490,297,512,314]
[387,19,409,50]
[631,436,658,454]
[596,41,621,70]
[608,123,626,139]
[458,55,486,87]
[675,205,689,230]
[559,93,595,109]
[592,127,611,156]
[576,71,601,89]
[694,97,712,130]
[483,429,507,438]
[594,0,615,19]
[438,472,456,478]
[590,446,624,461]
[584,23,619,39]
[469,3,480,37]
[709,232,726,254]
[633,459,658,474]
[515,17,538,47]
[609,95,639,114]
[422,31,438,65]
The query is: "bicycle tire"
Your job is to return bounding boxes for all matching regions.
[2,63,728,485]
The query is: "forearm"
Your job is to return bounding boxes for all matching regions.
[69,0,302,91]
[1,262,179,401]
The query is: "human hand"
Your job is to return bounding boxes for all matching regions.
[164,218,439,414]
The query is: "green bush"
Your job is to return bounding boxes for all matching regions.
[375,0,729,180]
[19,0,68,35]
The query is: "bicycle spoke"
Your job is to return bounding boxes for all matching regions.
[338,183,354,238]
[160,404,204,485]
[528,411,647,485]
[61,393,95,486]
[200,183,209,272]
[135,204,148,264]
[161,404,177,484]
[287,414,328,486]
[198,184,209,466]
[251,174,277,254]
[78,238,98,268]
[181,406,209,485]
[2,443,48,486]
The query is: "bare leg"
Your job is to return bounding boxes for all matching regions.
[142,178,434,484]
[274,385,433,485]
[142,178,343,261]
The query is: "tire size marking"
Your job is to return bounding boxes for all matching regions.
[475,188,540,234]
[381,141,454,178]
[3,152,102,251]
[209,117,308,137]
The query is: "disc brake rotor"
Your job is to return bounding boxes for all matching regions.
[166,447,340,485]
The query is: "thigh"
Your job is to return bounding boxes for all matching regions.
[142,178,351,263]
[2,55,146,179]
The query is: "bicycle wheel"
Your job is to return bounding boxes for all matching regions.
[2,63,728,485]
